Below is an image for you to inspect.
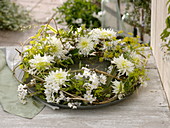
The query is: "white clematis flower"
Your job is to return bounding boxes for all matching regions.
[111,54,134,76]
[44,68,69,103]
[77,36,94,56]
[112,80,125,99]
[89,28,117,40]
[29,54,54,69]
[47,36,65,58]
[45,68,69,86]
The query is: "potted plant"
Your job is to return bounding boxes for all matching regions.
[54,0,101,30]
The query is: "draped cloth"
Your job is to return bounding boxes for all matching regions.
[0,48,44,118]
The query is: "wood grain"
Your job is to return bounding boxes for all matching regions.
[0,51,169,128]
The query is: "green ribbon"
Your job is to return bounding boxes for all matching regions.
[0,50,44,118]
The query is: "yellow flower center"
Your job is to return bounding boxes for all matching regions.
[55,73,64,79]
[101,32,108,37]
[81,41,88,48]
[121,60,128,68]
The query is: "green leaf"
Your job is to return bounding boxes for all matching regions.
[105,94,111,98]
[44,24,58,34]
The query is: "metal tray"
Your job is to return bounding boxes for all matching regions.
[29,88,133,110]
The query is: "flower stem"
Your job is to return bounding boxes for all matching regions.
[105,66,118,86]
[93,95,118,105]
[22,68,45,82]
[60,90,89,102]
[91,68,121,81]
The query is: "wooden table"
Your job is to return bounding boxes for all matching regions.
[0,49,170,128]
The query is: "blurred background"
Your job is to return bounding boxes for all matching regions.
[0,0,151,46]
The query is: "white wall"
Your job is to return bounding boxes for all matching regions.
[151,0,170,104]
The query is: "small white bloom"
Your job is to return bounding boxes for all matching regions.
[98,11,105,16]
[99,74,107,84]
[72,18,82,24]
[67,102,78,109]
[27,68,37,75]
[17,84,27,92]
[84,82,98,91]
[112,80,125,99]
[118,93,124,100]
[44,88,56,102]
[77,27,82,32]
[30,79,36,85]
[84,94,96,104]
[55,91,65,103]
[89,72,99,89]
[17,84,28,104]
[107,65,114,74]
[86,90,92,95]
[82,67,91,78]
[92,11,105,22]
[77,37,94,56]
[63,42,74,51]
[75,73,83,79]
[72,106,77,109]
[44,88,52,95]
[66,97,71,102]
[111,54,134,76]
[89,28,101,41]
[68,103,73,108]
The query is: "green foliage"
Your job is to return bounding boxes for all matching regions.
[0,0,31,31]
[55,0,101,30]
[160,0,170,55]
[161,0,170,42]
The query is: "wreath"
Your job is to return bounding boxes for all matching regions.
[16,23,149,109]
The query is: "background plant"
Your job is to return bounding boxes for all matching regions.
[55,0,101,30]
[122,0,151,41]
[160,0,170,54]
[0,0,31,31]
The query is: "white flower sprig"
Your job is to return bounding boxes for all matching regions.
[44,68,69,102]
[17,84,28,104]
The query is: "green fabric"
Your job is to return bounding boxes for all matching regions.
[0,50,44,118]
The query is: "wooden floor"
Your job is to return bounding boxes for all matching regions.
[0,1,170,127]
